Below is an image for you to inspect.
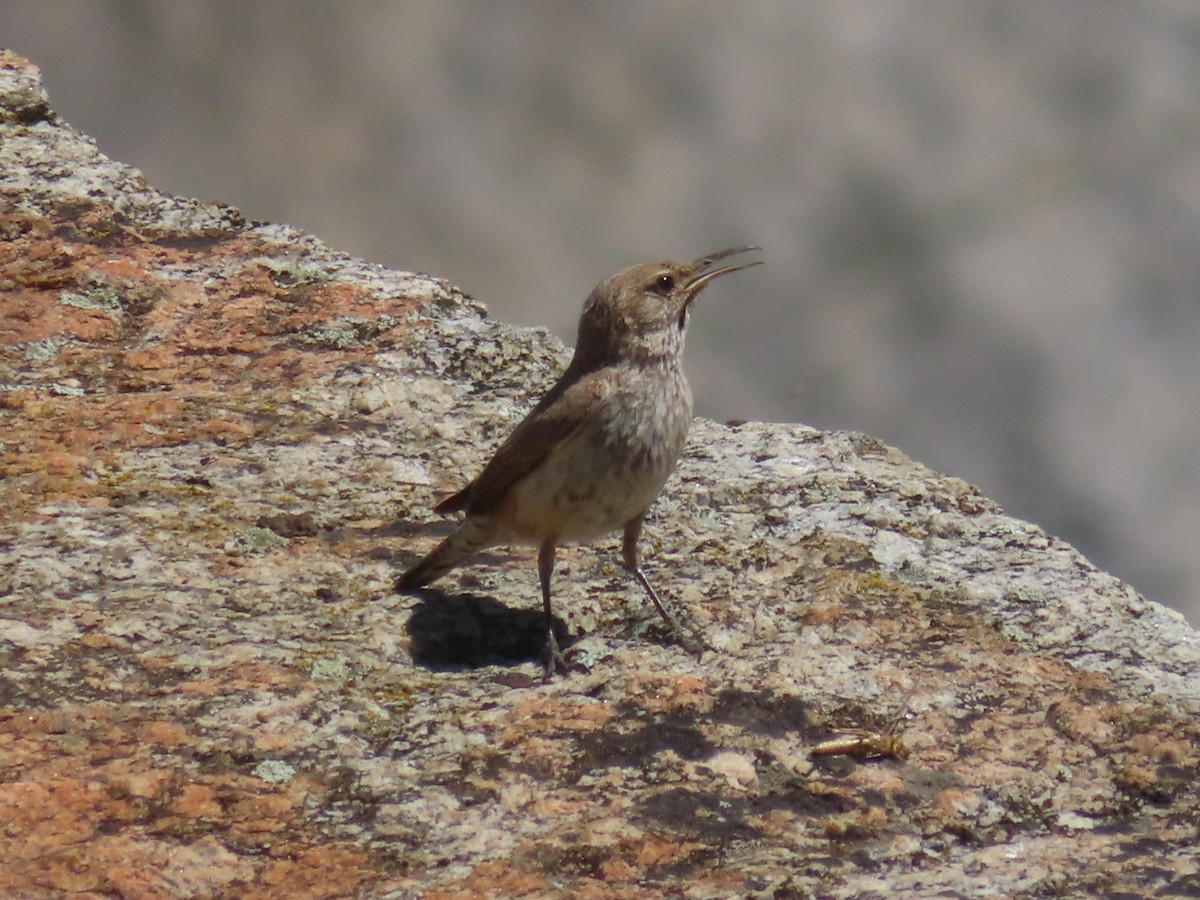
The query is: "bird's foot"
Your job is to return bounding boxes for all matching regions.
[666,621,711,659]
[542,627,568,678]
[649,605,711,658]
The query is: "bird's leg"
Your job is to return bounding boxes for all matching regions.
[622,515,678,630]
[622,515,706,656]
[538,542,566,675]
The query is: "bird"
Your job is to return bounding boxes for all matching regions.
[398,246,762,671]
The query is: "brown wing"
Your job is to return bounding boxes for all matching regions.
[436,364,608,517]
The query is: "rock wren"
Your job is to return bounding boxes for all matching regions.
[399,246,762,670]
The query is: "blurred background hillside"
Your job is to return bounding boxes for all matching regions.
[5,1,1199,624]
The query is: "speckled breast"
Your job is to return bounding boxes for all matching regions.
[506,365,693,544]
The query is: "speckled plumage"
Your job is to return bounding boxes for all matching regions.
[399,247,762,670]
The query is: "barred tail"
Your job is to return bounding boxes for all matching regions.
[398,517,498,589]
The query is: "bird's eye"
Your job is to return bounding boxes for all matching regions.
[654,273,675,293]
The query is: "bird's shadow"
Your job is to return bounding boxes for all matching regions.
[402,586,571,669]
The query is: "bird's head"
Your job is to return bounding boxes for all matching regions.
[575,246,762,365]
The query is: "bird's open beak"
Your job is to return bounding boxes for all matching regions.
[684,246,763,293]
[676,246,762,329]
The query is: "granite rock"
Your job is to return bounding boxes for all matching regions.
[2,51,1199,899]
